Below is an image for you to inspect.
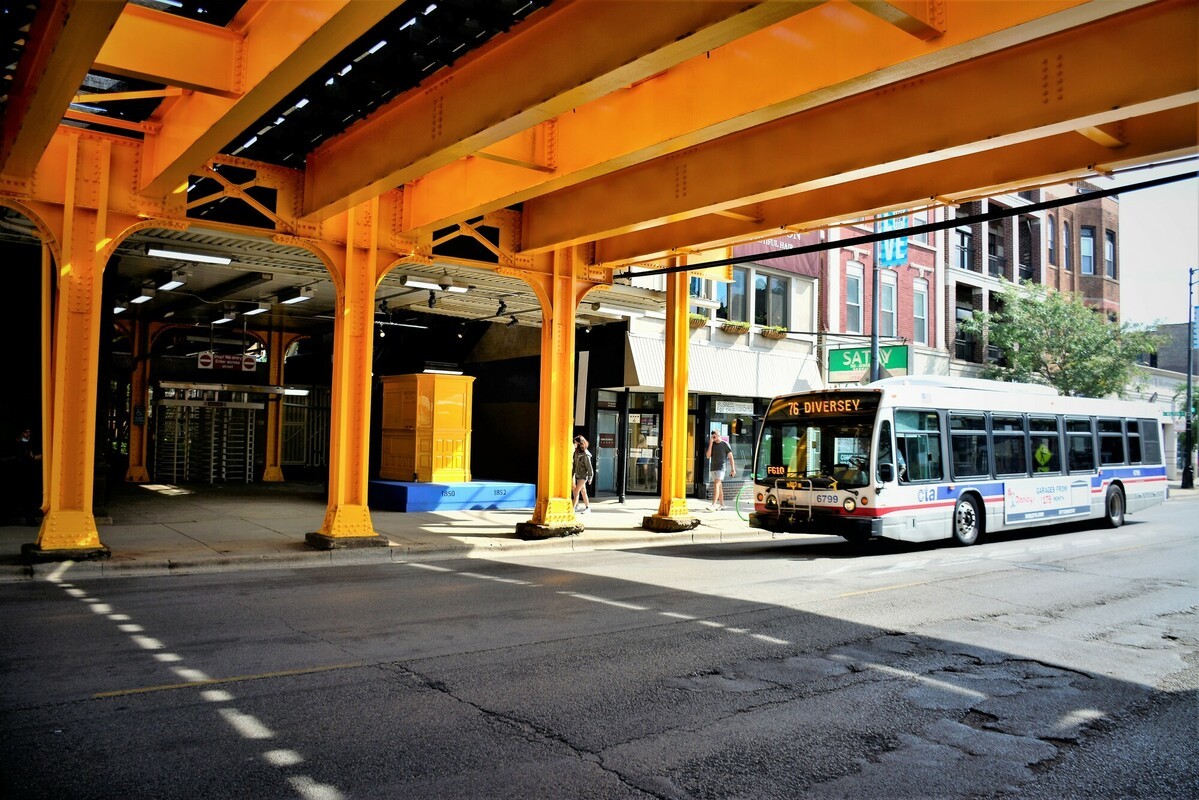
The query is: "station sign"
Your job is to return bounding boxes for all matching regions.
[827,344,909,383]
[197,352,258,372]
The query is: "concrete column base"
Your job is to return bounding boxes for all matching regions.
[515,522,583,540]
[304,532,389,550]
[641,515,701,533]
[21,543,111,562]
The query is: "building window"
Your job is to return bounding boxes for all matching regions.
[754,273,790,327]
[1081,225,1095,275]
[987,221,1005,277]
[846,263,863,333]
[913,279,928,345]
[1062,221,1072,271]
[716,267,749,322]
[910,208,930,245]
[880,271,897,338]
[1105,230,1116,278]
[1047,214,1057,265]
[954,228,973,271]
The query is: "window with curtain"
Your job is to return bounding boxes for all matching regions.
[1081,226,1095,275]
[1105,230,1116,278]
[913,279,928,345]
[846,264,863,333]
[880,271,896,338]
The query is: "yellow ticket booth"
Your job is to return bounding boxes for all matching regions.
[380,374,475,483]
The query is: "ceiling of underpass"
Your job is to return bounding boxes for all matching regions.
[1,0,1195,338]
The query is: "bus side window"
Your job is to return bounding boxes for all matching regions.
[1029,416,1060,473]
[876,420,899,482]
[896,409,942,482]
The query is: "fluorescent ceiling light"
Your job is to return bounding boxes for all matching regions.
[440,281,468,293]
[113,301,127,314]
[590,304,642,319]
[158,269,187,291]
[147,247,232,265]
[242,301,271,316]
[212,311,236,325]
[402,275,442,291]
[129,287,155,304]
[280,286,314,305]
[423,368,464,375]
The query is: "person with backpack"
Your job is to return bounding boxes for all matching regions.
[571,435,594,514]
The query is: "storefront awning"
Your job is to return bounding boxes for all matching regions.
[625,334,818,397]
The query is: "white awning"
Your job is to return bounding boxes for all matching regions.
[625,334,819,397]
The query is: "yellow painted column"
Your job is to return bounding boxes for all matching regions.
[644,268,699,532]
[515,246,593,539]
[123,319,150,483]
[306,201,387,549]
[261,327,287,483]
[24,134,165,559]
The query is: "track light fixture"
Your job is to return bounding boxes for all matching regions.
[506,315,518,327]
[427,291,437,308]
[497,299,507,316]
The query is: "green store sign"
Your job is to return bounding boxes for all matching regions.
[828,345,909,382]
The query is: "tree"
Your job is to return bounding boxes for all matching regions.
[958,279,1161,398]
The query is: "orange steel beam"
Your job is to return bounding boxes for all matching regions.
[95,4,244,96]
[0,0,123,178]
[303,0,818,220]
[138,0,399,199]
[522,0,1199,253]
[598,105,1199,263]
[397,0,1129,235]
[850,0,946,40]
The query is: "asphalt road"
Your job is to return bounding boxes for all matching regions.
[2,496,1196,799]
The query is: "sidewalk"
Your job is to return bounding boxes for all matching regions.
[0,481,776,582]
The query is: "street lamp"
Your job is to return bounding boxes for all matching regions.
[1183,267,1198,489]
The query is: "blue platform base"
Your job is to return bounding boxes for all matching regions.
[369,480,536,512]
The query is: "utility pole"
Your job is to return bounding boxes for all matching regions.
[1183,267,1197,489]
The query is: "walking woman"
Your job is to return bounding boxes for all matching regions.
[572,435,594,513]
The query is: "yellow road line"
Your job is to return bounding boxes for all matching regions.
[93,662,364,699]
[838,579,932,598]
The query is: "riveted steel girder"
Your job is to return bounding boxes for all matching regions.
[95,4,244,96]
[138,0,399,199]
[524,0,1199,254]
[598,105,1199,263]
[303,0,819,220]
[0,0,123,178]
[398,0,1136,236]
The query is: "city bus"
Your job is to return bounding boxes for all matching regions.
[747,376,1168,546]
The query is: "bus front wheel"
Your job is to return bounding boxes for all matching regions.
[1104,485,1125,528]
[952,495,982,546]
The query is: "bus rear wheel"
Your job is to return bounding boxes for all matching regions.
[952,495,982,546]
[1104,485,1125,528]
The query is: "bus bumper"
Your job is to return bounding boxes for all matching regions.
[749,511,883,538]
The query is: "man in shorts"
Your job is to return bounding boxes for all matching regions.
[706,430,735,511]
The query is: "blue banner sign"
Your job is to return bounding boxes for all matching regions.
[875,211,909,268]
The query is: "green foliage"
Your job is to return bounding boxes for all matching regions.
[958,279,1162,398]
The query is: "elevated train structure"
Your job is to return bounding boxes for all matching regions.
[1,0,1195,554]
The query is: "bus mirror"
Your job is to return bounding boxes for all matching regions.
[879,463,895,483]
[731,417,745,435]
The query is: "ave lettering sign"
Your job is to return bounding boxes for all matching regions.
[875,211,908,267]
[828,345,909,382]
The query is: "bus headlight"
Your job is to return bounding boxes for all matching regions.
[765,494,778,511]
[843,497,857,512]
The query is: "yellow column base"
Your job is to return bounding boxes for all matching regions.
[307,504,387,550]
[262,466,285,482]
[516,497,583,540]
[124,466,150,483]
[25,510,110,559]
[643,497,699,533]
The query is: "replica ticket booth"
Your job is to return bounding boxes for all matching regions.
[379,373,475,483]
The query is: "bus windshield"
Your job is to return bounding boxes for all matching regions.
[754,393,880,488]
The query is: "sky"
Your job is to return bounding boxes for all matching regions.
[1109,162,1199,327]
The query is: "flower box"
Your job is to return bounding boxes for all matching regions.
[688,313,709,329]
[719,321,751,335]
[759,327,788,340]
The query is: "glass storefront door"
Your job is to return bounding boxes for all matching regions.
[595,410,618,494]
[627,412,659,493]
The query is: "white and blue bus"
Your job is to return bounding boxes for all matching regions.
[747,376,1168,546]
